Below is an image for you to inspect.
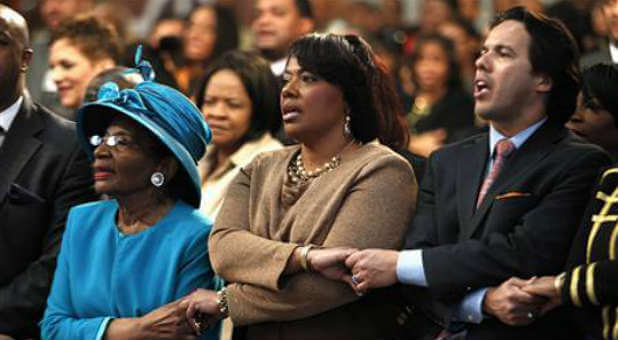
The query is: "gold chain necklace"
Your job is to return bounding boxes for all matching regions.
[287,140,358,184]
[288,153,341,183]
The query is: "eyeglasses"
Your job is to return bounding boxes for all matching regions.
[89,134,136,150]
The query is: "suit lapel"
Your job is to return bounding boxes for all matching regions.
[0,93,44,205]
[457,135,488,239]
[463,122,567,239]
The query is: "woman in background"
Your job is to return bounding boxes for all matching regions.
[195,50,282,219]
[406,33,475,157]
[176,4,238,94]
[49,15,121,119]
[565,64,618,159]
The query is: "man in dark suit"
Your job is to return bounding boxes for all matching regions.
[0,5,95,338]
[340,7,612,339]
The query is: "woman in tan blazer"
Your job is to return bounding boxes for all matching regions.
[182,33,418,340]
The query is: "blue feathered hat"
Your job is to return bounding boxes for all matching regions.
[75,46,211,208]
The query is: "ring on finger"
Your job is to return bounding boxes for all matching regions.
[527,311,535,320]
[351,275,360,286]
[192,319,203,335]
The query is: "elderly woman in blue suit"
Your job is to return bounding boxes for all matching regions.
[40,53,219,340]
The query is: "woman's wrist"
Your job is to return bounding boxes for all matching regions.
[299,245,314,272]
[216,286,230,319]
[284,245,310,274]
[104,318,142,340]
[554,272,566,301]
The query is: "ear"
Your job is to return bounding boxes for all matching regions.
[535,73,552,93]
[20,48,33,73]
[158,156,179,182]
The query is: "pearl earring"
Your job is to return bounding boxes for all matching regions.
[344,115,352,138]
[151,172,165,187]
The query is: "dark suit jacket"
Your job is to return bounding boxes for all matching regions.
[0,93,96,338]
[580,44,614,70]
[403,122,612,339]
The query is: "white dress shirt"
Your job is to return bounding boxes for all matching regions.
[609,42,618,64]
[0,96,23,148]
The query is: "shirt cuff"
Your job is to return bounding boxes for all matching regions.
[452,288,488,324]
[95,317,113,340]
[396,249,428,286]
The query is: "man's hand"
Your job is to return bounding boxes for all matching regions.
[483,277,547,326]
[344,249,399,294]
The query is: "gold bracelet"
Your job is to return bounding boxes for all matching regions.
[554,272,566,296]
[216,287,229,318]
[299,245,313,272]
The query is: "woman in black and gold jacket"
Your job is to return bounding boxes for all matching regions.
[523,64,618,340]
[524,163,618,340]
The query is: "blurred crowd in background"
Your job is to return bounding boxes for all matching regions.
[2,0,618,158]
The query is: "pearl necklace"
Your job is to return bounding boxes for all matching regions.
[287,140,359,183]
[288,153,341,183]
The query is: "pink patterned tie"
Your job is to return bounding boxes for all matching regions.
[476,139,515,208]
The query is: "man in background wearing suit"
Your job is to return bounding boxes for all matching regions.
[252,0,315,76]
[339,7,612,339]
[581,0,618,68]
[0,5,95,338]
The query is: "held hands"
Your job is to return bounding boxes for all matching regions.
[305,247,400,296]
[484,276,564,327]
[105,299,197,340]
[522,275,563,315]
[181,289,225,336]
[344,249,399,295]
[306,247,357,283]
[483,277,547,326]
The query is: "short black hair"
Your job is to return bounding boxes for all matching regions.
[490,6,580,125]
[581,64,618,128]
[295,0,314,19]
[288,33,409,150]
[194,50,282,141]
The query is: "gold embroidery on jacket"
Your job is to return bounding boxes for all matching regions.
[603,306,610,340]
[610,223,618,260]
[571,266,583,307]
[613,307,618,340]
[601,168,618,182]
[586,263,599,305]
[588,188,618,263]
